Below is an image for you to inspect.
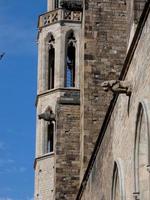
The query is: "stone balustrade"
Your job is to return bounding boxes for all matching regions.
[38,9,82,28]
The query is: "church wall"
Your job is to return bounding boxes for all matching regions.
[80,6,150,200]
[80,0,128,177]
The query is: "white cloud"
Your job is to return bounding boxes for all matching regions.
[0,197,13,200]
[0,159,15,167]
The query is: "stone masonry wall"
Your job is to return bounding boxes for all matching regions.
[55,93,80,200]
[34,155,55,200]
[80,0,128,176]
[81,5,150,200]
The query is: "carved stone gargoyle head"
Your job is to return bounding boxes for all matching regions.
[101,80,132,96]
[38,106,55,122]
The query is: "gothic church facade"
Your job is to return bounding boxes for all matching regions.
[34,0,150,199]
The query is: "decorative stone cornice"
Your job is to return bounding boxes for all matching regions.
[38,8,82,28]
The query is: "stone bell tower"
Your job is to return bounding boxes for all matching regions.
[34,0,83,199]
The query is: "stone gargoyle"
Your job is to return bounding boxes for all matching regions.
[38,106,55,122]
[101,80,132,96]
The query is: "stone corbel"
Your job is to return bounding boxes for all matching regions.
[101,80,132,96]
[133,192,140,200]
[38,106,55,122]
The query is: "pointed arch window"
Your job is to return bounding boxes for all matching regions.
[65,31,76,88]
[134,0,146,24]
[134,101,150,199]
[111,161,125,200]
[47,34,55,90]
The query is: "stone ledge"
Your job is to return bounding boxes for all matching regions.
[35,87,80,106]
[34,152,54,169]
[57,91,80,105]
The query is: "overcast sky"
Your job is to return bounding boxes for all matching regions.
[0,1,46,199]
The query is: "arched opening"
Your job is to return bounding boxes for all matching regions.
[134,0,146,24]
[48,46,55,90]
[111,161,125,200]
[112,164,120,200]
[65,31,76,87]
[47,34,55,90]
[134,101,150,199]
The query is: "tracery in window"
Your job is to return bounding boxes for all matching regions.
[65,31,76,87]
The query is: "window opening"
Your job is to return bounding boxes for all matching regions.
[112,164,120,200]
[47,123,54,153]
[134,0,146,23]
[65,31,76,87]
[47,34,55,90]
[134,102,150,199]
[55,0,59,8]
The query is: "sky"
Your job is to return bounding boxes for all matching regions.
[0,0,47,199]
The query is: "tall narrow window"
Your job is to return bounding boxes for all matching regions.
[112,164,120,200]
[47,34,55,90]
[111,161,125,200]
[55,0,59,9]
[65,31,76,87]
[134,102,150,199]
[47,123,54,153]
[48,46,55,89]
[134,0,146,23]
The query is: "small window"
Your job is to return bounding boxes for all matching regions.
[112,164,120,200]
[47,34,55,90]
[47,123,54,153]
[65,31,76,87]
[111,162,125,200]
[55,0,59,9]
[48,46,55,90]
[134,0,146,23]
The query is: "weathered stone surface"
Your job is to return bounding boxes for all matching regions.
[80,0,128,177]
[34,0,149,199]
[34,154,55,200]
[55,94,80,200]
[80,2,150,199]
